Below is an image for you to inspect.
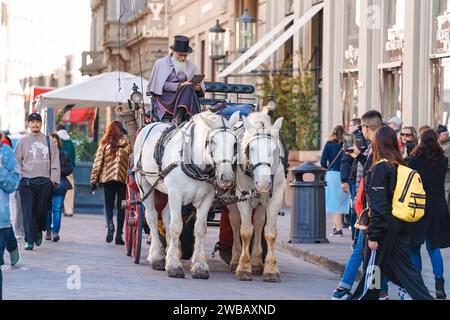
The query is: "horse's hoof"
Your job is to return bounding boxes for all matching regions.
[230,263,239,273]
[151,260,166,271]
[168,267,185,278]
[235,271,252,281]
[263,273,281,283]
[252,265,264,276]
[192,270,210,280]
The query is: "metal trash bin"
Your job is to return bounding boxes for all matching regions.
[289,162,329,244]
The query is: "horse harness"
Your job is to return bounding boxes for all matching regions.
[235,121,289,199]
[180,117,237,187]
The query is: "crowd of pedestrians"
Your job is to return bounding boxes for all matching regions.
[326,111,450,300]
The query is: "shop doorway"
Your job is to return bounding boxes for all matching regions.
[341,71,359,130]
[380,67,403,120]
[431,57,450,128]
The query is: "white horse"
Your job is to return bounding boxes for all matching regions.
[134,111,240,279]
[227,111,285,282]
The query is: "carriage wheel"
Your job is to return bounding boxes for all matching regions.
[133,205,144,264]
[125,185,133,257]
[126,209,134,257]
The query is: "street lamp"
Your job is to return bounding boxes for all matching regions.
[208,20,226,61]
[237,8,256,53]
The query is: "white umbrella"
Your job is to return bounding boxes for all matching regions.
[36,71,150,110]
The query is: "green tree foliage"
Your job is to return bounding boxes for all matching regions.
[259,57,319,151]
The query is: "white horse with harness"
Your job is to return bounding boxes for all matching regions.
[133,111,240,279]
[227,111,286,282]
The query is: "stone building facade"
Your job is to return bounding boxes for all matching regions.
[80,0,169,83]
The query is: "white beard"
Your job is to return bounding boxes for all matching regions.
[171,57,187,75]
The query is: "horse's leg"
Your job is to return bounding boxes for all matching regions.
[235,202,253,281]
[262,195,283,283]
[191,192,214,280]
[165,193,185,278]
[227,204,242,273]
[161,202,170,248]
[251,205,265,276]
[139,182,165,271]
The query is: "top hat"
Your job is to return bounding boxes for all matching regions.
[170,35,193,54]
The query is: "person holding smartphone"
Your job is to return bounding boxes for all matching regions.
[147,35,206,124]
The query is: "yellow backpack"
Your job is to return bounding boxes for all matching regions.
[378,160,426,223]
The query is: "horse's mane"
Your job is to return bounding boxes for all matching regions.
[246,112,272,130]
[192,111,227,129]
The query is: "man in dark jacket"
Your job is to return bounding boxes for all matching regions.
[340,118,363,238]
[57,125,76,217]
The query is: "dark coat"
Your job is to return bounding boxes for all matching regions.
[353,161,433,300]
[408,155,450,249]
[320,140,343,171]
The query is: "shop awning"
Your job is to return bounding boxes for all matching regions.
[239,3,324,74]
[217,14,295,79]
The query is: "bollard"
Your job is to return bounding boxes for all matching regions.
[289,162,329,244]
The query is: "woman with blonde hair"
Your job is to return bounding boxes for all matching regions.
[90,121,131,245]
[321,125,350,237]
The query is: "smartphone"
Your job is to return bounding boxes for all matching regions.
[343,134,354,152]
[190,74,205,85]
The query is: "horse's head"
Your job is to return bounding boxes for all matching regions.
[198,111,240,189]
[241,113,283,194]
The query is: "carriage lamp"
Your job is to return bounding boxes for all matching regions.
[131,83,144,108]
[237,8,256,53]
[208,20,226,61]
[265,91,277,111]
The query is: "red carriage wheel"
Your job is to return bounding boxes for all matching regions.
[133,204,144,264]
[125,182,133,257]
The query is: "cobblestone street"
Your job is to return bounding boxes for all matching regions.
[2,213,340,300]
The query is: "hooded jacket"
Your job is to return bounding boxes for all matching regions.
[57,129,76,168]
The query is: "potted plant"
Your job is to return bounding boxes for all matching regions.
[259,55,320,205]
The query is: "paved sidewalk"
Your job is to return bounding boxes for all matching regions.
[275,207,450,297]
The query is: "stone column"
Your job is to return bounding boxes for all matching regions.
[321,0,344,146]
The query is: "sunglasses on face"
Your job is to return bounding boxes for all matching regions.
[401,133,413,137]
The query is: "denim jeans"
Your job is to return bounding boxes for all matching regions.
[349,183,357,241]
[410,240,444,279]
[47,195,65,234]
[1,227,19,300]
[339,230,389,293]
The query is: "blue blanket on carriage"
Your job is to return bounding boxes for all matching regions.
[219,104,254,119]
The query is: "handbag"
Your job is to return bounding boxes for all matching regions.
[0,143,20,194]
[354,207,371,230]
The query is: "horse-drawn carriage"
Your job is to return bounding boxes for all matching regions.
[117,81,287,282]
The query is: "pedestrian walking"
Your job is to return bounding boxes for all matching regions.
[0,133,21,300]
[56,124,76,217]
[340,118,366,240]
[400,126,418,159]
[332,111,389,300]
[352,126,433,300]
[321,125,351,237]
[46,133,73,243]
[437,125,450,205]
[14,113,60,251]
[408,129,450,299]
[90,121,131,245]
